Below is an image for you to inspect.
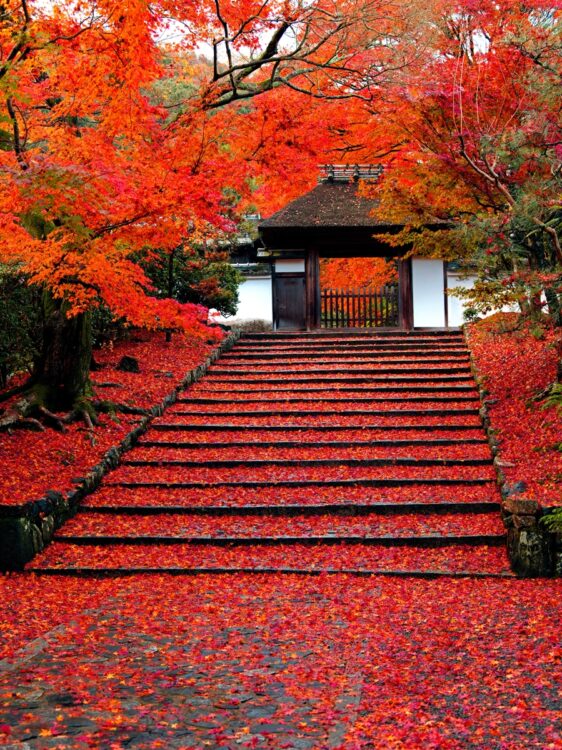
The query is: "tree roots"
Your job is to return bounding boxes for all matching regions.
[0,391,149,444]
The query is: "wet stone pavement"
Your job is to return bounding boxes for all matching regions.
[0,576,561,749]
[0,588,366,749]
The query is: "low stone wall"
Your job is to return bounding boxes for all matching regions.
[0,331,241,571]
[465,328,558,577]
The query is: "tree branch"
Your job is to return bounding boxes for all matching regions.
[6,97,28,170]
[91,213,150,239]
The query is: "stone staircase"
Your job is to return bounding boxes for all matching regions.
[28,330,512,577]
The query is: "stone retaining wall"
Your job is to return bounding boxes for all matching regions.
[0,331,241,570]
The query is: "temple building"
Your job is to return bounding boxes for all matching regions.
[216,165,474,329]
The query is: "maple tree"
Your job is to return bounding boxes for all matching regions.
[365,1,562,355]
[1,0,419,429]
[320,257,397,290]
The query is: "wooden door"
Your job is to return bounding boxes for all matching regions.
[273,274,306,330]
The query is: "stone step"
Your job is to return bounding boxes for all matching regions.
[28,542,511,577]
[24,567,515,579]
[205,375,475,384]
[223,350,470,357]
[105,478,494,489]
[84,483,499,508]
[55,534,506,548]
[167,407,481,418]
[220,351,471,360]
[79,501,502,516]
[233,341,467,350]
[57,510,505,538]
[151,423,484,433]
[207,366,473,376]
[189,385,478,394]
[211,357,471,368]
[138,438,488,449]
[121,457,493,469]
[132,446,491,463]
[177,395,479,405]
[242,331,464,339]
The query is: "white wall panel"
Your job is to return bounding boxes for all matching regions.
[446,273,476,327]
[210,276,273,324]
[412,258,445,327]
[275,259,305,273]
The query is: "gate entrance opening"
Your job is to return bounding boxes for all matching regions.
[319,257,399,329]
[320,284,399,328]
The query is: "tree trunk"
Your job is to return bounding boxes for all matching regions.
[33,292,93,411]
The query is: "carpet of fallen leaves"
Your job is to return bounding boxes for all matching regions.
[144,427,487,443]
[168,401,480,413]
[468,315,562,505]
[32,541,510,573]
[85,483,498,508]
[211,363,470,373]
[106,465,495,484]
[0,332,215,505]
[190,381,476,392]
[60,511,504,538]
[0,574,560,748]
[216,357,471,367]
[157,414,483,427]
[130,444,492,460]
[2,331,560,747]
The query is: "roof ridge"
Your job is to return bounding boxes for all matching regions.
[318,164,384,183]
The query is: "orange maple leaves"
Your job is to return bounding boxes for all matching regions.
[320,258,398,290]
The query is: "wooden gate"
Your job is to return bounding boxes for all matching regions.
[321,284,399,328]
[273,274,307,330]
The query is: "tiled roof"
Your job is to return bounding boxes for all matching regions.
[259,181,393,230]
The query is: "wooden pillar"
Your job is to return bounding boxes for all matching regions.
[443,261,449,329]
[398,258,413,330]
[306,247,320,329]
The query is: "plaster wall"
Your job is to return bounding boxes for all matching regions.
[275,259,306,273]
[210,276,273,324]
[412,258,446,327]
[447,273,476,327]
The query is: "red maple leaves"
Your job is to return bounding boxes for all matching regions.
[0,332,214,505]
[469,314,562,505]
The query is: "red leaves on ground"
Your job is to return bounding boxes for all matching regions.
[184,387,479,400]
[85,483,498,508]
[0,415,134,506]
[190,380,477,392]
[156,414,482,427]
[131,444,492,461]
[168,400,480,413]
[60,511,505,538]
[107,463,495,483]
[145,427,487,443]
[468,315,562,504]
[0,332,213,505]
[0,575,560,747]
[32,542,510,573]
